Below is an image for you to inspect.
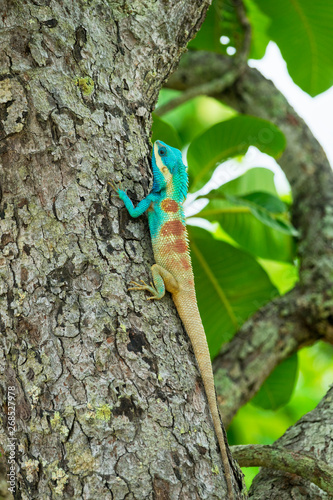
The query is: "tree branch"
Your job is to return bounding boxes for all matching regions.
[214,286,317,426]
[247,386,333,498]
[155,70,240,116]
[231,444,333,496]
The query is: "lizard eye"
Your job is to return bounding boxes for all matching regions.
[159,147,167,156]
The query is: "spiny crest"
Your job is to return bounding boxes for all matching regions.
[152,140,188,201]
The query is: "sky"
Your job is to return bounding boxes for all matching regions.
[250,42,333,168]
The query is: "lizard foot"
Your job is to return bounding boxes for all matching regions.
[128,280,161,300]
[108,180,123,197]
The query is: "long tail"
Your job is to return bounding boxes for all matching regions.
[173,290,234,499]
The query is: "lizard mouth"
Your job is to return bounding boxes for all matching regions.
[153,141,163,163]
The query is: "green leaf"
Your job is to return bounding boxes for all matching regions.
[244,0,270,59]
[248,209,297,236]
[195,169,296,260]
[156,93,236,148]
[208,167,279,197]
[198,199,295,261]
[248,208,298,236]
[189,0,269,61]
[252,0,333,96]
[189,0,224,53]
[188,226,278,358]
[151,114,181,149]
[225,194,298,236]
[189,0,244,55]
[251,354,298,410]
[187,116,286,191]
[258,259,299,295]
[236,192,286,213]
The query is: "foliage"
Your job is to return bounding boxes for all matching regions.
[189,0,333,96]
[197,168,297,261]
[151,0,331,480]
[189,226,278,358]
[189,0,245,56]
[187,115,286,191]
[152,108,299,409]
[251,0,333,96]
[251,354,298,410]
[151,114,181,149]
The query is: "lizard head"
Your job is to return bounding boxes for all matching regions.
[152,140,188,199]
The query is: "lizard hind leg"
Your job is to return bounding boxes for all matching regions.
[128,264,179,300]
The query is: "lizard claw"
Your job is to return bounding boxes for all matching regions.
[128,279,159,299]
[108,180,123,197]
[128,280,149,292]
[129,280,144,287]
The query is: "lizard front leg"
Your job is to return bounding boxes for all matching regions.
[110,181,155,217]
[129,264,179,300]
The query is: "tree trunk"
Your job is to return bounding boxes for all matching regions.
[0,1,244,499]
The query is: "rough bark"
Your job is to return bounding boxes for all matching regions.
[248,386,333,499]
[165,51,333,425]
[232,444,333,496]
[0,454,11,500]
[0,2,245,499]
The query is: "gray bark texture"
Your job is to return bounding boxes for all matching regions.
[0,2,245,499]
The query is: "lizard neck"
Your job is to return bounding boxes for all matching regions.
[167,168,188,204]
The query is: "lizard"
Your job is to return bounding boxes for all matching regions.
[111,140,234,499]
